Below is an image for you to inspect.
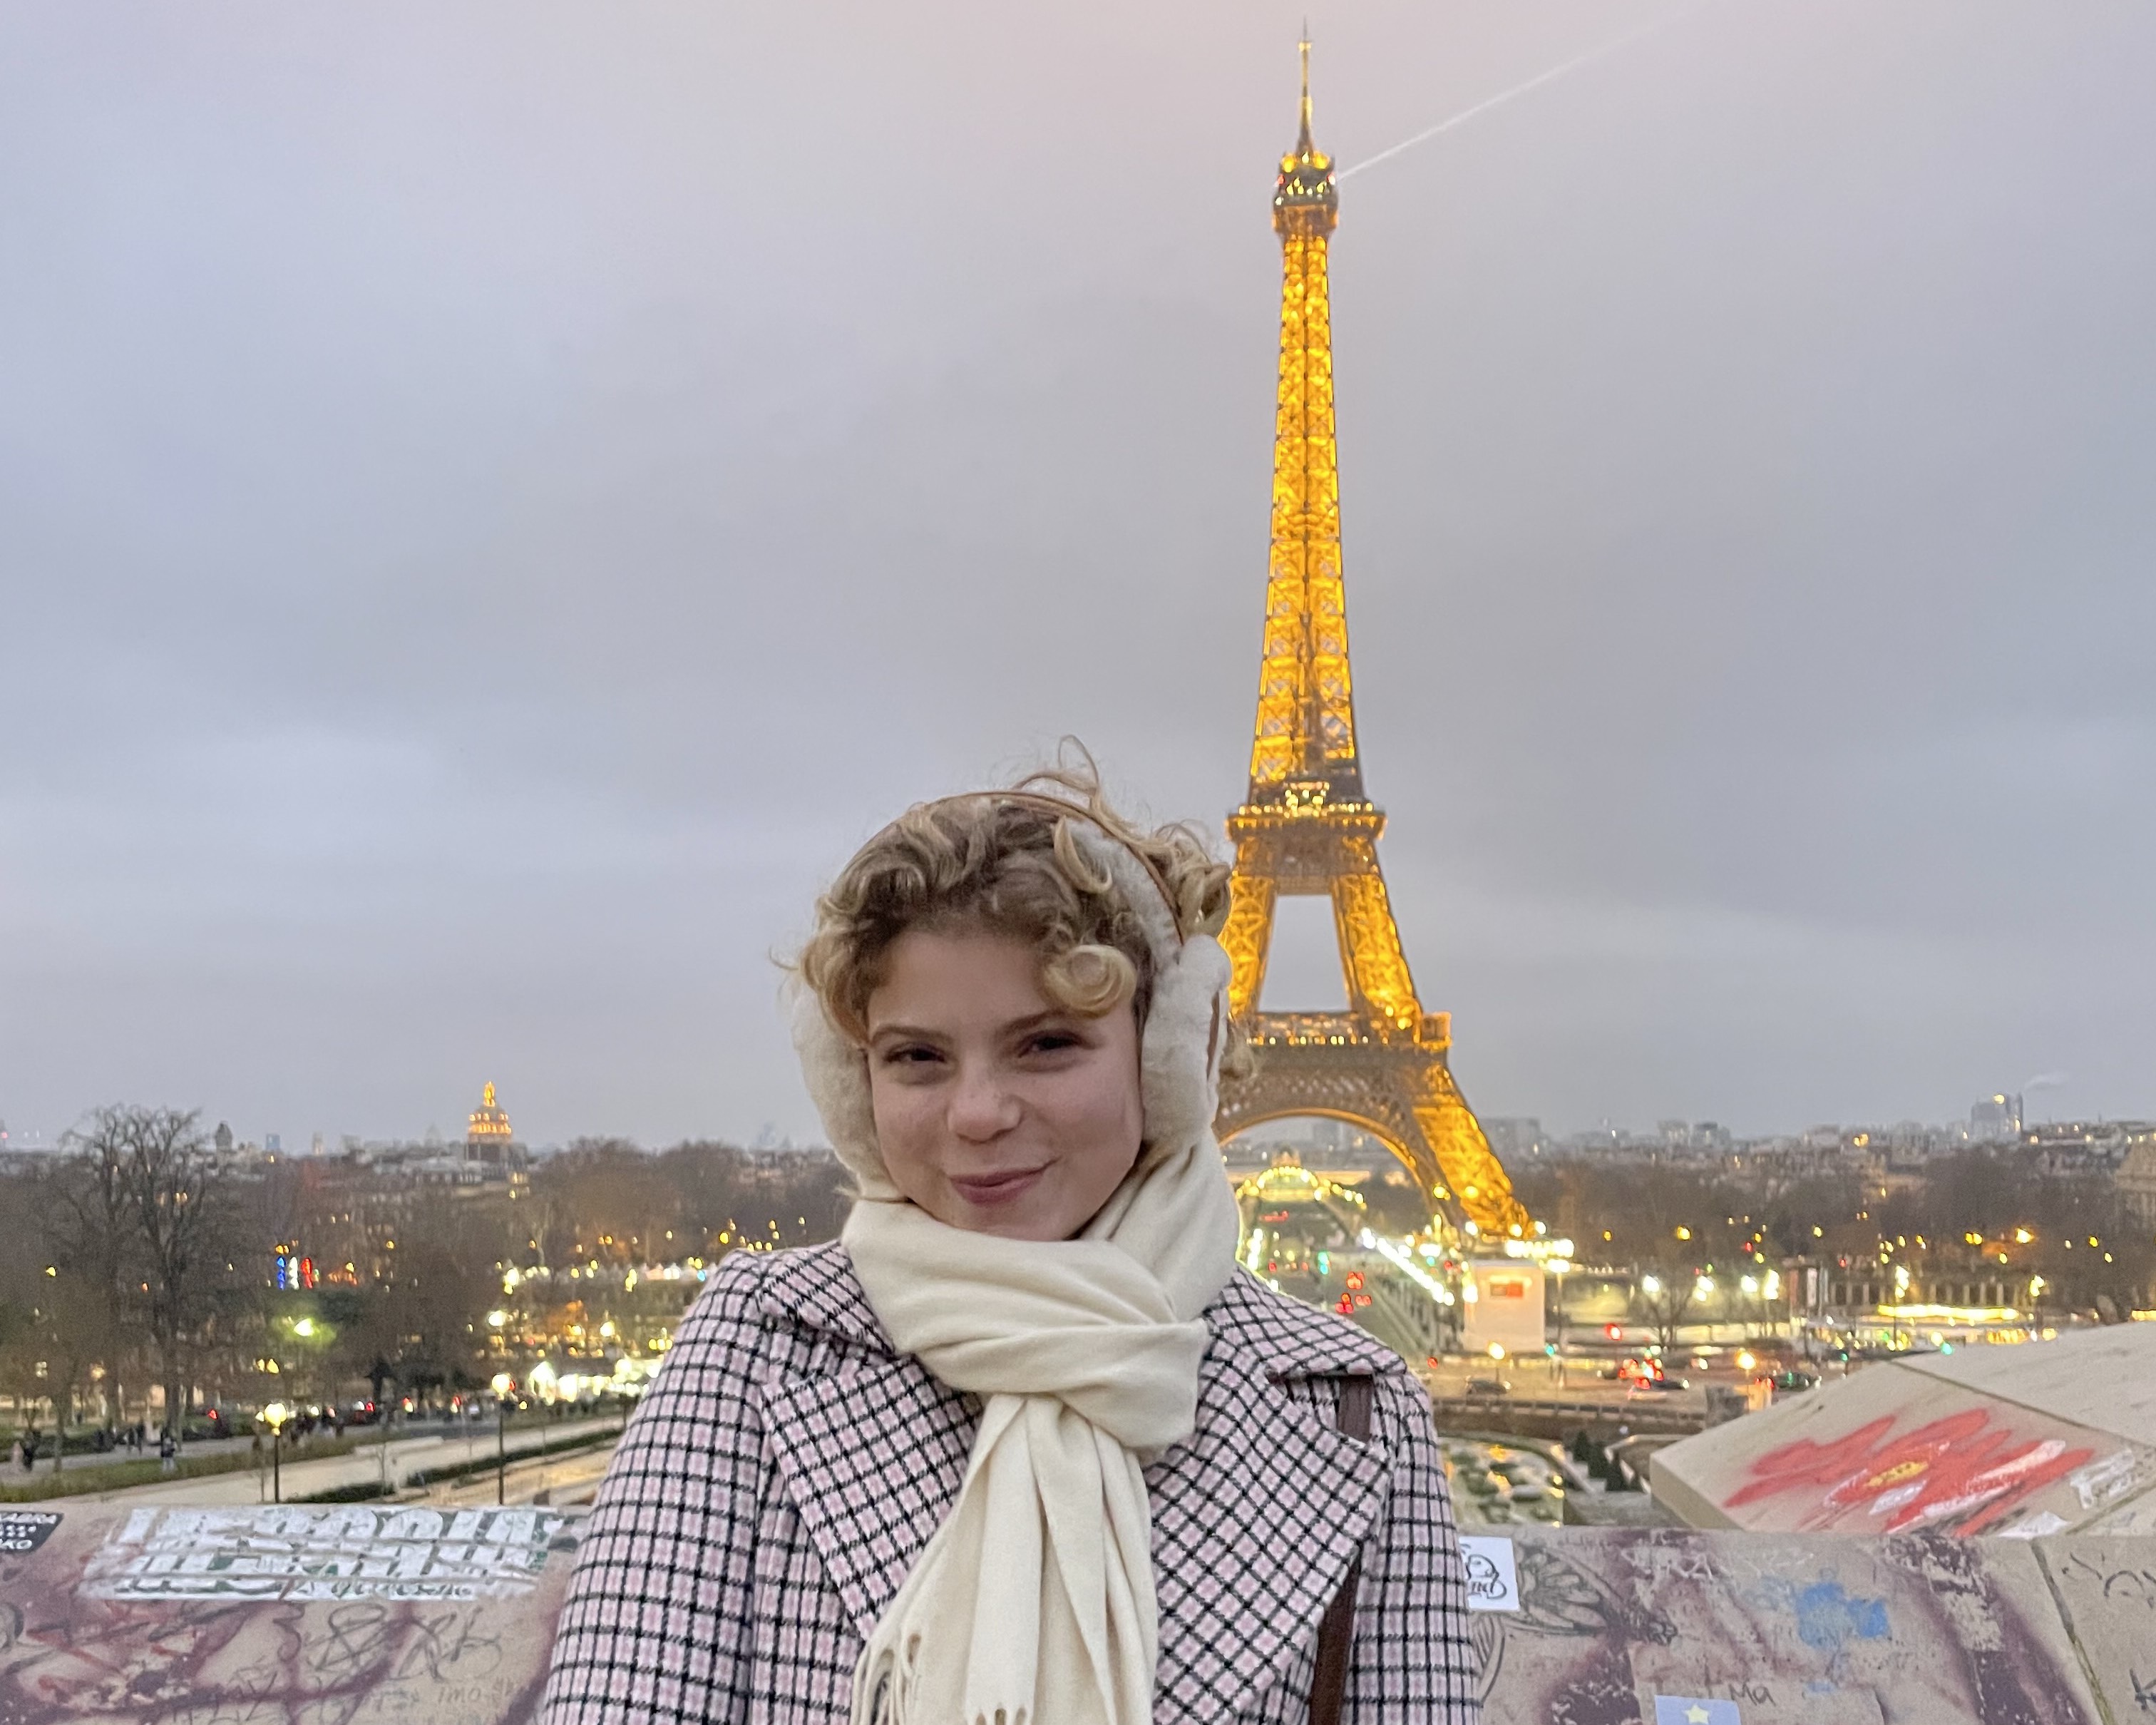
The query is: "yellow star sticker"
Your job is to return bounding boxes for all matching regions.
[1685,1708,1710,1725]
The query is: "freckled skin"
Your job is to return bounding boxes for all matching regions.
[863,930,1144,1242]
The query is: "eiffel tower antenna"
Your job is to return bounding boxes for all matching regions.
[1298,27,1315,153]
[1216,42,1529,1242]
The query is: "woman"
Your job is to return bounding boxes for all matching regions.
[540,769,1480,1724]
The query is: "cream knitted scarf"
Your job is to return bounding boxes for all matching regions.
[791,819,1243,1725]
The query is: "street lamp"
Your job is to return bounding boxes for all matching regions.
[491,1373,513,1505]
[1547,1258,1573,1388]
[261,1403,292,1505]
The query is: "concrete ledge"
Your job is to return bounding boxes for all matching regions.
[2,1504,2149,1721]
[0,1501,578,1723]
[1651,1323,2156,1539]
[1429,1395,1704,1441]
[1474,1525,2147,1725]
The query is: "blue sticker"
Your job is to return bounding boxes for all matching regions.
[1654,1701,1741,1725]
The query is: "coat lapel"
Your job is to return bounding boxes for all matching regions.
[1147,1289,1397,1725]
[754,1254,978,1640]
[755,1248,1396,1724]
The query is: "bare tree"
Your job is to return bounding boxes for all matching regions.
[45,1110,149,1429]
[38,1271,115,1466]
[1631,1271,1703,1356]
[111,1107,235,1444]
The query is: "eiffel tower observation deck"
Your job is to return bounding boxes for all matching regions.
[1216,43,1530,1242]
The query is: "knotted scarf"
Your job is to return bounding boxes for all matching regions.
[791,818,1243,1725]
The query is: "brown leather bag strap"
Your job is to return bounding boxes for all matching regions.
[1308,1373,1374,1725]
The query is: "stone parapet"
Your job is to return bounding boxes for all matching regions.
[2,1505,2150,1722]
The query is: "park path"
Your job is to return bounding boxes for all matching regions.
[66,1416,622,1505]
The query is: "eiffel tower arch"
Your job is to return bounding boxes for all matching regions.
[1214,46,1529,1243]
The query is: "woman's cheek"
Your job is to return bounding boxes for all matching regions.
[871,1080,932,1166]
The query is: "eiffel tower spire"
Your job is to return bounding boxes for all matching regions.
[1249,34,1359,802]
[1218,43,1530,1242]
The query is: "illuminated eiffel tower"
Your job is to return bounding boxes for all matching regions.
[1215,43,1529,1242]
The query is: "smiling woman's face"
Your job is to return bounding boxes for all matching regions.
[863,927,1144,1242]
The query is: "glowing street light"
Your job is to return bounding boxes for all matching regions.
[260,1403,293,1504]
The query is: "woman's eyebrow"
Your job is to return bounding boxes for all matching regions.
[1001,1010,1074,1036]
[866,1021,945,1043]
[869,1010,1069,1042]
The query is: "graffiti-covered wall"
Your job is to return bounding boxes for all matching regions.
[1651,1326,2156,1539]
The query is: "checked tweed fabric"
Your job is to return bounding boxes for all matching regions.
[540,1242,1480,1724]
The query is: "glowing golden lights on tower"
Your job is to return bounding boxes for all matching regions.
[1252,31,1354,797]
[1216,44,1529,1239]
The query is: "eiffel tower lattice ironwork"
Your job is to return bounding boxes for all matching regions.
[1214,43,1529,1240]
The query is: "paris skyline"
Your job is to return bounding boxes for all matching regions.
[5,3,2154,1147]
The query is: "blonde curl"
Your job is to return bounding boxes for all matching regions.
[795,747,1233,1046]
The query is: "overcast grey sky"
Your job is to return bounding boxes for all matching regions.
[4,2,2152,1148]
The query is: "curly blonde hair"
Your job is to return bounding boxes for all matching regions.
[796,757,1233,1045]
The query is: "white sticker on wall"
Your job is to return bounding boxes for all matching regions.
[1457,1534,1519,1612]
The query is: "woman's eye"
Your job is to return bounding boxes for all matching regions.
[1026,1031,1082,1055]
[881,1045,942,1066]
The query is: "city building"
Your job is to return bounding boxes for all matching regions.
[2116,1135,2156,1228]
[468,1080,516,1163]
[1482,1117,1546,1162]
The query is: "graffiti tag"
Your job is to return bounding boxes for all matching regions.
[81,1505,570,1601]
[1725,1410,2094,1535]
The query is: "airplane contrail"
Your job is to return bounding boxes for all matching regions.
[1336,7,1703,182]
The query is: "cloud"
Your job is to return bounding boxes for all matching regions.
[4,1,2153,1142]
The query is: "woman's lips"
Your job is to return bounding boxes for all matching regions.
[949,1167,1047,1206]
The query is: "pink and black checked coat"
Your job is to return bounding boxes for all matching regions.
[540,1241,1482,1724]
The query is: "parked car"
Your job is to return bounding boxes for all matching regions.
[1464,1376,1511,1398]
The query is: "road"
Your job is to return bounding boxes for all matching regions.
[63,1416,624,1506]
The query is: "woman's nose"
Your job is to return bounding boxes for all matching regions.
[946,1066,1020,1140]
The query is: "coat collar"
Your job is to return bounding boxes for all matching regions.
[753,1243,1398,1724]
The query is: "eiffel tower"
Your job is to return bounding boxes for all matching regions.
[1215,43,1529,1242]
